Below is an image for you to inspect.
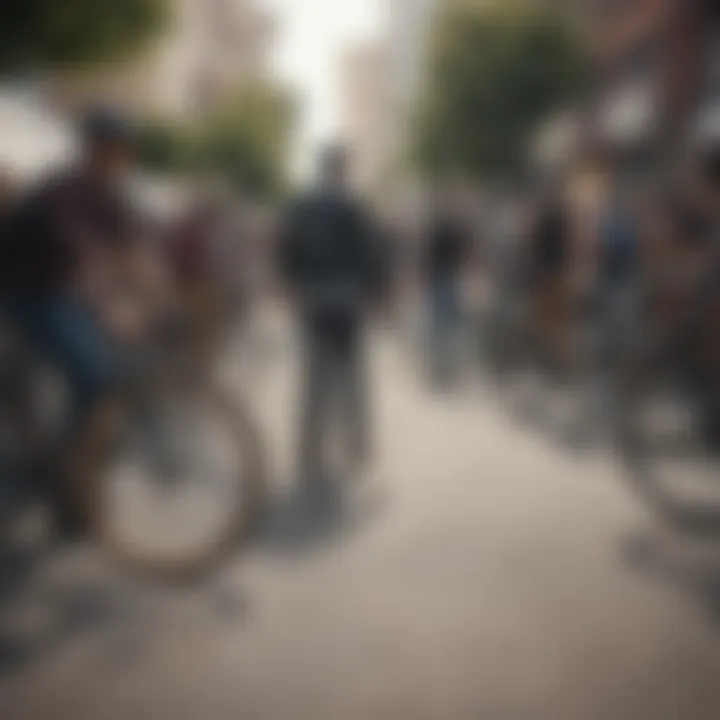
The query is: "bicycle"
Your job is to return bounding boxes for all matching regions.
[0,303,267,581]
[613,268,720,533]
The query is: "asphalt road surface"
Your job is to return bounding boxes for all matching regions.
[1,313,720,720]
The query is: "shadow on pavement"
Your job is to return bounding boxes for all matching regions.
[623,529,720,625]
[0,535,250,682]
[0,544,149,680]
[619,458,720,539]
[0,540,43,677]
[260,478,387,557]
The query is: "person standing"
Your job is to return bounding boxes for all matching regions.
[279,145,381,487]
[422,195,470,385]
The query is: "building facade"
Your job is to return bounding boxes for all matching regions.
[339,0,437,192]
[48,0,276,119]
[383,0,437,184]
[587,0,719,170]
[340,40,392,191]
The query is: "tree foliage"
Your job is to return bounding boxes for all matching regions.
[412,0,589,179]
[0,0,168,74]
[137,120,199,174]
[197,82,296,197]
[138,82,296,199]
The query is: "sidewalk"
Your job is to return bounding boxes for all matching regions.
[2,322,720,720]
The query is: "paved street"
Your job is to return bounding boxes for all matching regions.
[2,314,720,720]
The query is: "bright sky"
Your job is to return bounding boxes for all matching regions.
[261,0,384,179]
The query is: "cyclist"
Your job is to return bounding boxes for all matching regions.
[0,106,165,533]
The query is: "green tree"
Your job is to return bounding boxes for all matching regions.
[0,0,168,74]
[195,82,296,198]
[412,0,589,179]
[137,120,200,174]
[137,82,296,199]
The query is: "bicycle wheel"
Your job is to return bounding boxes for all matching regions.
[614,334,720,534]
[81,383,266,580]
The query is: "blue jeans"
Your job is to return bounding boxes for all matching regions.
[6,295,122,432]
[427,276,462,378]
[429,277,460,343]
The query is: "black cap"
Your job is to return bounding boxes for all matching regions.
[80,105,136,148]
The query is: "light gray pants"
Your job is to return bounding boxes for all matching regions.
[299,321,368,480]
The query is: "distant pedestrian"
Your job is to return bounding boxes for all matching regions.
[279,145,382,486]
[423,196,470,385]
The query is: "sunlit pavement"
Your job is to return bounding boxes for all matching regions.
[2,311,720,720]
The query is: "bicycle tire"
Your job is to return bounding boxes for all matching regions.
[613,332,720,535]
[77,383,267,582]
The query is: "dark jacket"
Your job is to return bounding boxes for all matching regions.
[1,170,135,296]
[279,190,381,329]
[424,215,468,282]
[530,200,568,277]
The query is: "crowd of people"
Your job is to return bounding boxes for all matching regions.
[1,99,720,558]
[0,109,392,553]
[517,143,720,383]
